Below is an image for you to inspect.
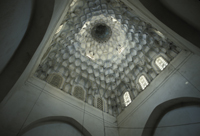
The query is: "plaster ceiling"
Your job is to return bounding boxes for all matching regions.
[35,0,181,116]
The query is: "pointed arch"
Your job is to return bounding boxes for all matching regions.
[142,97,200,136]
[47,73,63,88]
[18,116,92,136]
[72,85,85,101]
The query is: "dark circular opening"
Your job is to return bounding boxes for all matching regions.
[91,23,112,43]
[95,25,107,36]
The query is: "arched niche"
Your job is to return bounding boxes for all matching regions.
[46,73,64,89]
[18,116,92,136]
[142,97,200,136]
[94,95,107,112]
[72,85,86,101]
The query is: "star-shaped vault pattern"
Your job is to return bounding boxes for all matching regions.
[35,0,182,116]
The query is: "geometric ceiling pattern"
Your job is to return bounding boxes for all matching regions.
[35,0,181,116]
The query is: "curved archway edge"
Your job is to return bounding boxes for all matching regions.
[142,97,200,136]
[17,116,92,136]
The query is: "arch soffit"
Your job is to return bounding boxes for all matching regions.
[142,97,200,136]
[17,116,92,136]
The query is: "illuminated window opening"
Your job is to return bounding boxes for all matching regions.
[118,47,125,54]
[70,0,77,7]
[86,54,95,60]
[55,25,63,34]
[139,75,149,90]
[123,92,131,106]
[155,57,168,71]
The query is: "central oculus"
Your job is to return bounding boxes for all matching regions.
[91,23,112,43]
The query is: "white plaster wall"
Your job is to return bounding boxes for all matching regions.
[0,0,118,135]
[153,105,200,136]
[0,76,118,136]
[0,0,32,73]
[116,2,200,135]
[22,122,83,136]
[117,52,200,136]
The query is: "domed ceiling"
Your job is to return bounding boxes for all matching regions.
[35,0,181,116]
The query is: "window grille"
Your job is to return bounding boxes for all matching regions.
[97,98,103,110]
[123,92,131,106]
[155,57,168,71]
[139,75,149,90]
[50,75,62,88]
[73,86,84,101]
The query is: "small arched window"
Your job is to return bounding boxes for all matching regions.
[139,75,149,90]
[73,86,85,101]
[123,92,131,106]
[155,57,168,71]
[97,98,103,110]
[50,75,63,88]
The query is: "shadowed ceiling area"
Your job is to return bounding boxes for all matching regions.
[0,0,32,73]
[0,0,55,102]
[140,0,200,48]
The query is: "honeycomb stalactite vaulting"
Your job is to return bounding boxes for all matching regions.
[35,0,182,116]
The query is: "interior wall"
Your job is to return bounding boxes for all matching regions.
[160,0,200,31]
[1,0,200,136]
[21,121,84,136]
[117,52,200,136]
[0,0,55,102]
[0,77,118,136]
[0,0,33,73]
[0,0,117,135]
[116,2,200,135]
[153,104,200,136]
[139,0,200,48]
